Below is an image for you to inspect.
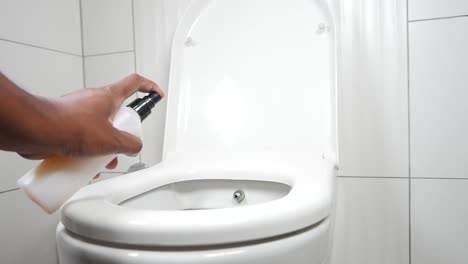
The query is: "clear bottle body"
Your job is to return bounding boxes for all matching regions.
[17,106,141,214]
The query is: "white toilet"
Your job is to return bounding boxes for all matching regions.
[56,0,338,263]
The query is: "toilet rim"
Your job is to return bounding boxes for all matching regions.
[61,153,335,247]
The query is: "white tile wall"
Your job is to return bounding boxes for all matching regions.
[0,152,38,192]
[330,177,409,264]
[411,179,468,264]
[0,0,83,262]
[409,17,468,179]
[83,52,135,87]
[409,0,468,21]
[408,8,468,264]
[81,0,134,56]
[0,40,83,191]
[0,190,60,264]
[0,0,82,55]
[83,52,139,172]
[337,0,409,178]
[0,41,83,97]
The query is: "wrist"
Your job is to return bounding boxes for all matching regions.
[31,97,71,155]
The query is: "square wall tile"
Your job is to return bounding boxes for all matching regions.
[81,0,134,55]
[83,52,134,87]
[0,151,39,193]
[0,40,83,98]
[337,0,409,177]
[409,17,468,179]
[412,179,468,264]
[84,52,139,172]
[409,0,468,21]
[0,0,82,55]
[330,177,409,264]
[0,190,60,264]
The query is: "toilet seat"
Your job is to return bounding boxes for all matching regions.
[62,153,335,246]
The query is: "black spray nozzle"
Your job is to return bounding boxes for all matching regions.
[127,98,142,108]
[127,92,162,121]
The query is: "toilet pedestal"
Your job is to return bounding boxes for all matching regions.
[57,218,330,264]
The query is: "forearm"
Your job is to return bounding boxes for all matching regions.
[0,72,63,155]
[0,73,162,158]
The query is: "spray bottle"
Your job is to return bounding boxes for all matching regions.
[17,92,162,213]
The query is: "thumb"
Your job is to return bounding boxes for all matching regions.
[111,128,142,156]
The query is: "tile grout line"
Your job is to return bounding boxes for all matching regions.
[78,0,87,87]
[131,0,142,164]
[84,49,135,58]
[337,176,409,179]
[337,175,468,180]
[409,14,468,23]
[0,38,82,57]
[0,188,19,195]
[131,0,138,75]
[413,177,468,180]
[406,0,412,262]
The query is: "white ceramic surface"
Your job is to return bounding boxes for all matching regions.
[0,40,83,192]
[330,177,409,264]
[133,0,191,167]
[336,0,409,177]
[0,190,60,264]
[409,17,468,179]
[58,218,331,264]
[409,0,468,21]
[0,0,82,55]
[121,179,291,210]
[411,179,468,264]
[163,0,337,157]
[62,154,335,246]
[81,0,134,55]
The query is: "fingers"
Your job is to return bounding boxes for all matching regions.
[105,157,118,169]
[110,74,164,106]
[93,158,118,181]
[18,152,51,160]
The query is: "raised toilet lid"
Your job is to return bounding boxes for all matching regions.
[163,0,336,158]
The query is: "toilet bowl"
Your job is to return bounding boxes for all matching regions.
[57,0,338,263]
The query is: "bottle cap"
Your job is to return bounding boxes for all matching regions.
[127,92,162,121]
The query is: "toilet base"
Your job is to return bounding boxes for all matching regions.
[57,218,330,264]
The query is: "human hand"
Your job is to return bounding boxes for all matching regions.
[18,74,164,160]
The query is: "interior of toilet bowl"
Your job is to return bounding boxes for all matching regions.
[119,179,291,211]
